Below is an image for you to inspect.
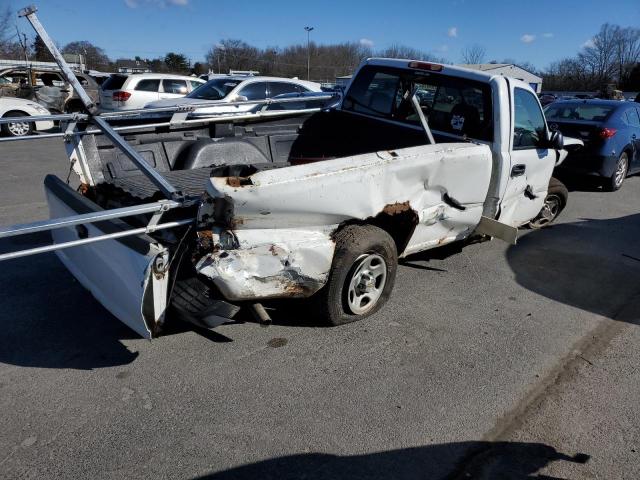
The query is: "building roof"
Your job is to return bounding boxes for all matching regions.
[458,63,542,82]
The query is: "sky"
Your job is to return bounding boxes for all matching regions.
[12,0,640,70]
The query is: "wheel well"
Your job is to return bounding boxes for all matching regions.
[2,110,28,118]
[334,202,419,256]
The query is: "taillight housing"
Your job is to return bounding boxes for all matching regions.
[112,91,131,102]
[599,127,617,139]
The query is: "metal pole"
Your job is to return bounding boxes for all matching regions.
[304,26,314,81]
[0,218,192,262]
[92,116,181,200]
[18,5,97,114]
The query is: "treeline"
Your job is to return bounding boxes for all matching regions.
[203,40,445,81]
[543,24,640,91]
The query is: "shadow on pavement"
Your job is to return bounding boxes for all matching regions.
[192,441,589,480]
[507,213,640,321]
[0,244,140,370]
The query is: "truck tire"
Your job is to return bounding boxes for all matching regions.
[603,151,629,191]
[528,177,568,229]
[315,224,397,326]
[1,111,33,137]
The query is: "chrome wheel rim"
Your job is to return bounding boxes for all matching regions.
[532,194,561,227]
[614,155,628,188]
[7,121,30,136]
[346,253,387,315]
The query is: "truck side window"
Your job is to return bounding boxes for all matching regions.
[344,69,400,118]
[513,88,546,150]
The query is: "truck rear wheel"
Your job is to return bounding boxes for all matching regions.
[316,224,397,326]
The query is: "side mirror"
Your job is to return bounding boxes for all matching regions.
[548,130,564,149]
[233,95,248,103]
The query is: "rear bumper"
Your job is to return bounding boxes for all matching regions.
[44,175,170,338]
[556,151,618,178]
[34,120,55,131]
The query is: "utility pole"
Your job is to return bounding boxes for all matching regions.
[304,26,314,81]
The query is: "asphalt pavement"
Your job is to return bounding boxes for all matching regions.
[0,137,639,479]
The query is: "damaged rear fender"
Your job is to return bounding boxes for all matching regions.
[195,227,336,301]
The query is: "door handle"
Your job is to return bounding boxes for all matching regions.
[511,164,526,177]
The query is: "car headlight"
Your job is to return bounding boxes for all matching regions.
[27,103,49,114]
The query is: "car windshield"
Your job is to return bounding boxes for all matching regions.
[545,103,615,121]
[187,78,241,100]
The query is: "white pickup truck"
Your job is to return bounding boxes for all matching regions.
[34,58,581,338]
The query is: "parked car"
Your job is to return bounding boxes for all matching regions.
[546,100,640,190]
[39,58,580,337]
[0,66,100,113]
[144,76,323,115]
[0,97,53,137]
[99,73,205,111]
[539,93,557,106]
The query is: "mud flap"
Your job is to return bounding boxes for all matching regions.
[44,175,169,338]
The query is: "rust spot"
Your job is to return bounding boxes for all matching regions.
[229,217,245,229]
[226,176,253,188]
[382,201,412,215]
[269,245,279,256]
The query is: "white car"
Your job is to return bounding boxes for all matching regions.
[0,97,53,137]
[99,73,205,112]
[144,76,323,115]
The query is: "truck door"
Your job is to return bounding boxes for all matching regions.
[498,86,556,227]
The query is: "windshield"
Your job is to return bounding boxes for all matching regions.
[187,78,241,100]
[545,103,615,122]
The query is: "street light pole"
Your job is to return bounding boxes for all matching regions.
[304,26,314,81]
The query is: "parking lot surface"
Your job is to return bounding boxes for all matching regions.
[1,137,639,479]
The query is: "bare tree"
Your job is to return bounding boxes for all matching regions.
[62,41,111,70]
[461,45,486,64]
[578,23,619,84]
[613,26,640,86]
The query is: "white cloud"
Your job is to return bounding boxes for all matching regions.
[520,34,536,44]
[447,27,458,38]
[436,44,449,53]
[542,32,554,38]
[359,38,374,48]
[124,0,189,8]
[582,38,595,48]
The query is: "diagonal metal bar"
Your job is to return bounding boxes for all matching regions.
[18,5,182,201]
[18,6,97,114]
[410,88,435,145]
[0,200,180,239]
[92,116,181,200]
[0,218,193,262]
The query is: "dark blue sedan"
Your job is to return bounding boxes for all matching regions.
[545,100,640,190]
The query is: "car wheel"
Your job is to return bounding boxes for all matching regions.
[529,177,568,229]
[604,152,629,191]
[315,224,397,326]
[1,111,33,137]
